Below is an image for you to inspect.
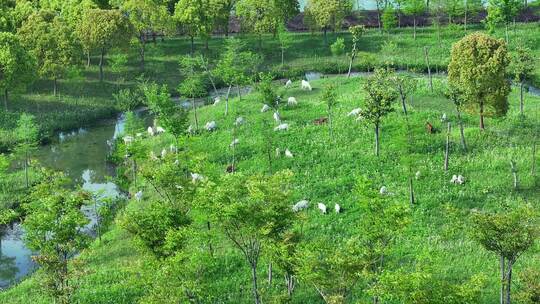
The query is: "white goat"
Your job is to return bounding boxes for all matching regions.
[441,113,447,122]
[348,108,362,117]
[213,97,221,106]
[191,173,204,183]
[123,136,134,145]
[301,80,312,91]
[205,121,217,131]
[134,190,143,202]
[335,203,341,214]
[273,112,281,123]
[318,203,327,214]
[274,123,289,131]
[161,149,167,158]
[285,149,294,158]
[450,175,466,185]
[285,79,293,88]
[156,126,166,134]
[415,171,421,180]
[187,125,194,134]
[292,200,309,212]
[261,104,271,113]
[380,186,388,195]
[230,138,240,147]
[147,126,155,136]
[275,148,281,157]
[149,151,159,161]
[287,97,297,106]
[235,117,245,126]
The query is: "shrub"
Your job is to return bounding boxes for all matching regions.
[330,37,346,57]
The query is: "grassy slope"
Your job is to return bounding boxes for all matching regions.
[1,22,538,152]
[2,74,539,303]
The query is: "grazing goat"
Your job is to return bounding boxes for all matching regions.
[191,173,204,183]
[292,200,309,212]
[149,151,159,161]
[235,117,245,126]
[273,112,281,123]
[450,175,466,185]
[213,97,221,106]
[285,79,293,88]
[135,191,143,202]
[415,171,421,180]
[156,126,166,134]
[301,80,312,91]
[187,125,194,134]
[161,149,167,158]
[426,122,439,134]
[335,203,341,214]
[123,136,134,145]
[313,117,328,125]
[169,145,178,153]
[287,97,297,106]
[318,203,327,214]
[347,108,361,117]
[441,113,447,122]
[274,123,289,131]
[275,148,281,157]
[285,149,293,158]
[205,121,217,131]
[230,138,239,147]
[261,104,271,113]
[380,186,388,195]
[147,126,155,136]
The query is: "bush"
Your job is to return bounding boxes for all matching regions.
[330,37,346,57]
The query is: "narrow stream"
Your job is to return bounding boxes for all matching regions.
[0,72,538,290]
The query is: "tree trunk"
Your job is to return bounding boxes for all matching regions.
[510,160,518,189]
[24,150,29,188]
[139,39,146,71]
[87,51,91,68]
[374,123,380,156]
[281,47,285,66]
[99,49,105,82]
[347,44,357,78]
[237,85,241,101]
[505,23,509,44]
[532,138,537,177]
[506,262,513,304]
[500,256,506,304]
[519,81,524,116]
[53,78,58,96]
[445,122,451,172]
[3,89,7,111]
[409,176,415,205]
[480,102,485,130]
[251,263,261,304]
[205,38,209,51]
[413,17,417,39]
[457,110,467,152]
[424,47,433,92]
[268,262,272,285]
[207,221,213,257]
[400,89,408,115]
[323,28,328,45]
[285,273,295,297]
[190,36,195,56]
[192,98,199,131]
[225,85,232,116]
[464,0,468,31]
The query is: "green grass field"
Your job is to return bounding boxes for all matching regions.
[1,22,538,153]
[2,73,539,303]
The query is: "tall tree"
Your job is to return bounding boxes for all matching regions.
[448,33,510,130]
[208,170,296,304]
[18,11,80,96]
[174,0,216,54]
[485,0,522,42]
[0,32,34,111]
[77,9,132,82]
[120,0,172,70]
[14,113,39,189]
[304,0,353,44]
[23,171,91,304]
[471,204,539,304]
[360,68,398,156]
[347,24,365,78]
[509,45,534,117]
[403,0,425,39]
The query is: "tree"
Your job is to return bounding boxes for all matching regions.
[76,9,132,82]
[215,37,261,115]
[404,0,425,39]
[463,0,484,31]
[120,0,172,70]
[509,45,534,117]
[448,33,510,130]
[178,56,207,131]
[471,204,539,304]
[277,23,294,66]
[360,68,398,156]
[208,170,296,304]
[304,0,353,44]
[392,73,417,116]
[15,113,39,189]
[445,84,468,152]
[347,25,365,78]
[23,171,91,304]
[212,0,237,36]
[485,0,522,42]
[382,6,398,34]
[354,177,411,304]
[321,84,338,139]
[173,0,216,54]
[18,10,81,96]
[0,32,34,111]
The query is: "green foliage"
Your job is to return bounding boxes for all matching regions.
[123,111,145,136]
[173,0,215,41]
[485,0,522,30]
[510,45,535,83]
[22,171,91,304]
[142,83,189,139]
[113,87,145,112]
[330,37,346,56]
[215,37,262,87]
[382,6,398,33]
[256,72,278,107]
[304,0,353,36]
[448,33,511,128]
[0,32,35,105]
